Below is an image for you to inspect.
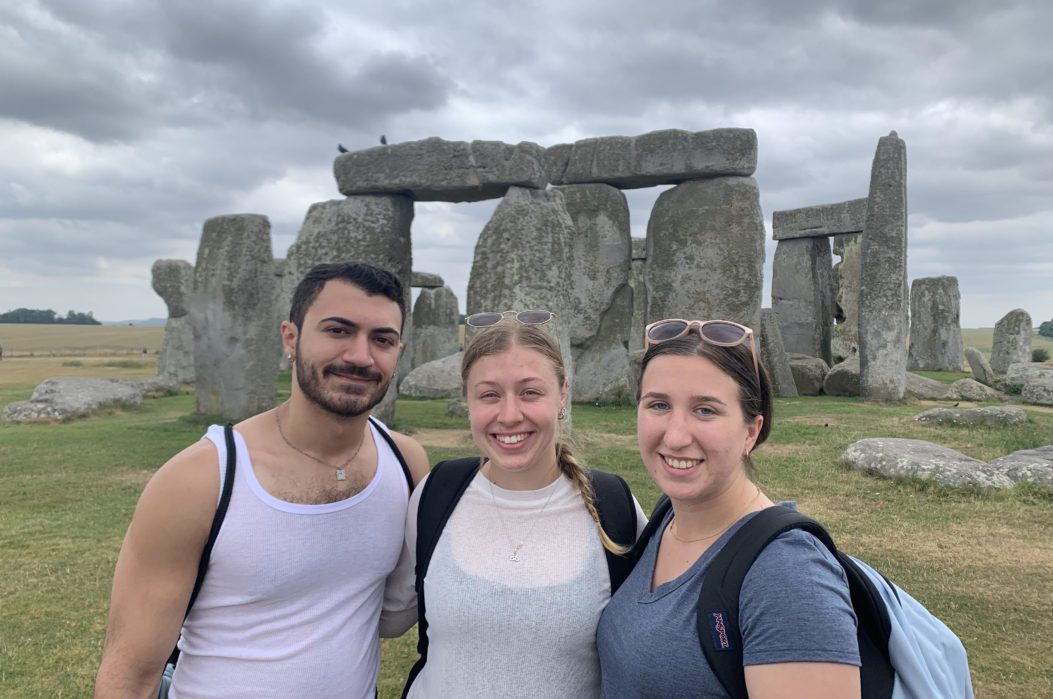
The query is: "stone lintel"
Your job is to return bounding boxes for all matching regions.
[772,198,867,240]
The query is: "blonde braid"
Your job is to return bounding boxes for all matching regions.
[556,441,630,555]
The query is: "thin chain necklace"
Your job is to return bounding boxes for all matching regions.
[485,460,560,563]
[274,403,365,481]
[669,485,763,544]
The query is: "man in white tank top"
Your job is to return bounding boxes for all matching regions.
[95,262,430,698]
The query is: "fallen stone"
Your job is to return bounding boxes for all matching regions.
[907,276,964,372]
[905,373,956,401]
[840,438,1013,489]
[772,198,867,241]
[335,138,547,203]
[858,132,908,400]
[758,309,798,397]
[964,347,996,386]
[399,352,463,399]
[990,309,1032,374]
[558,128,757,188]
[411,271,445,288]
[1022,379,1053,406]
[3,377,170,423]
[447,399,469,418]
[1004,363,1053,390]
[912,406,1028,427]
[824,355,861,397]
[787,354,829,396]
[950,378,1004,402]
[987,446,1053,487]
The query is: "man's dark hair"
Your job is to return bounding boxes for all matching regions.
[289,261,406,331]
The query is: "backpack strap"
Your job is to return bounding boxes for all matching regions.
[402,457,482,698]
[166,423,238,667]
[368,415,414,494]
[628,494,672,567]
[697,506,894,699]
[588,470,637,593]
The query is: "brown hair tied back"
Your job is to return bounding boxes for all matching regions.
[462,319,628,554]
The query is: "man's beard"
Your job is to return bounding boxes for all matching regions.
[294,351,392,418]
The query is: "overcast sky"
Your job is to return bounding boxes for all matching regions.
[2,0,1051,327]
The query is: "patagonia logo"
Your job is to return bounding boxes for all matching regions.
[708,611,734,651]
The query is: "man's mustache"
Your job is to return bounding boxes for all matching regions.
[322,363,383,382]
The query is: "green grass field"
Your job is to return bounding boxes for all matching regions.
[0,324,164,357]
[1,339,1052,697]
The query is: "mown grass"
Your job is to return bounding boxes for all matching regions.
[960,328,1053,359]
[0,324,164,357]
[2,377,1052,697]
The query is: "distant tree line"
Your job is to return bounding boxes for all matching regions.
[1040,319,1053,338]
[0,308,101,325]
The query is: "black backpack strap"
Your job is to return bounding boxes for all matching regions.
[368,415,414,494]
[697,506,894,699]
[628,494,672,567]
[588,470,637,594]
[166,423,238,667]
[402,457,481,698]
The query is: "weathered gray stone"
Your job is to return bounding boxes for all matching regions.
[859,132,909,401]
[912,406,1028,427]
[411,271,445,288]
[558,184,632,402]
[831,233,862,363]
[466,187,576,421]
[190,214,278,420]
[824,355,861,397]
[284,196,414,421]
[840,438,1013,489]
[558,128,757,188]
[772,237,833,365]
[2,377,169,423]
[1004,363,1053,390]
[628,237,647,353]
[787,354,829,396]
[412,286,460,370]
[335,138,547,203]
[543,143,572,186]
[907,276,964,372]
[274,258,292,372]
[950,378,1004,402]
[905,372,956,401]
[987,446,1053,487]
[646,177,764,331]
[772,198,867,241]
[152,259,196,384]
[399,352,463,399]
[1022,379,1053,406]
[758,309,798,397]
[964,347,996,386]
[447,398,469,418]
[990,309,1033,374]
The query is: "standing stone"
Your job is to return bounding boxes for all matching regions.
[412,286,460,369]
[859,132,908,401]
[990,309,1033,374]
[466,187,576,420]
[964,347,996,386]
[831,233,863,363]
[557,184,633,402]
[629,237,647,352]
[274,258,292,371]
[772,237,833,365]
[758,309,798,397]
[151,259,195,384]
[190,214,277,420]
[646,177,765,331]
[284,196,414,423]
[907,276,964,371]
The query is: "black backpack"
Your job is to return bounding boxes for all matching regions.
[633,496,973,699]
[402,458,638,697]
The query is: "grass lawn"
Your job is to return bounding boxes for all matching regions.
[0,324,164,357]
[1,366,1052,696]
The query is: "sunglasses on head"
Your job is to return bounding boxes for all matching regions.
[465,310,555,328]
[644,318,759,381]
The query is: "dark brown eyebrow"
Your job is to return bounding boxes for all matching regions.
[639,390,727,406]
[318,316,400,338]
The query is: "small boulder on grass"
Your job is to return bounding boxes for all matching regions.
[912,406,1027,427]
[987,446,1053,487]
[2,377,155,423]
[1022,380,1053,407]
[950,378,1004,402]
[905,373,956,400]
[823,355,860,397]
[398,352,463,399]
[840,437,1013,489]
[787,354,829,396]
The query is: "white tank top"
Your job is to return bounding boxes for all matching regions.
[170,421,409,699]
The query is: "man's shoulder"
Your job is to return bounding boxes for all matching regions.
[379,425,430,485]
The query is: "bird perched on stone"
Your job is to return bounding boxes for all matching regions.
[337,144,349,153]
[380,135,387,145]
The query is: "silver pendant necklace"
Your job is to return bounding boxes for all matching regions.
[275,403,365,481]
[485,461,560,562]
